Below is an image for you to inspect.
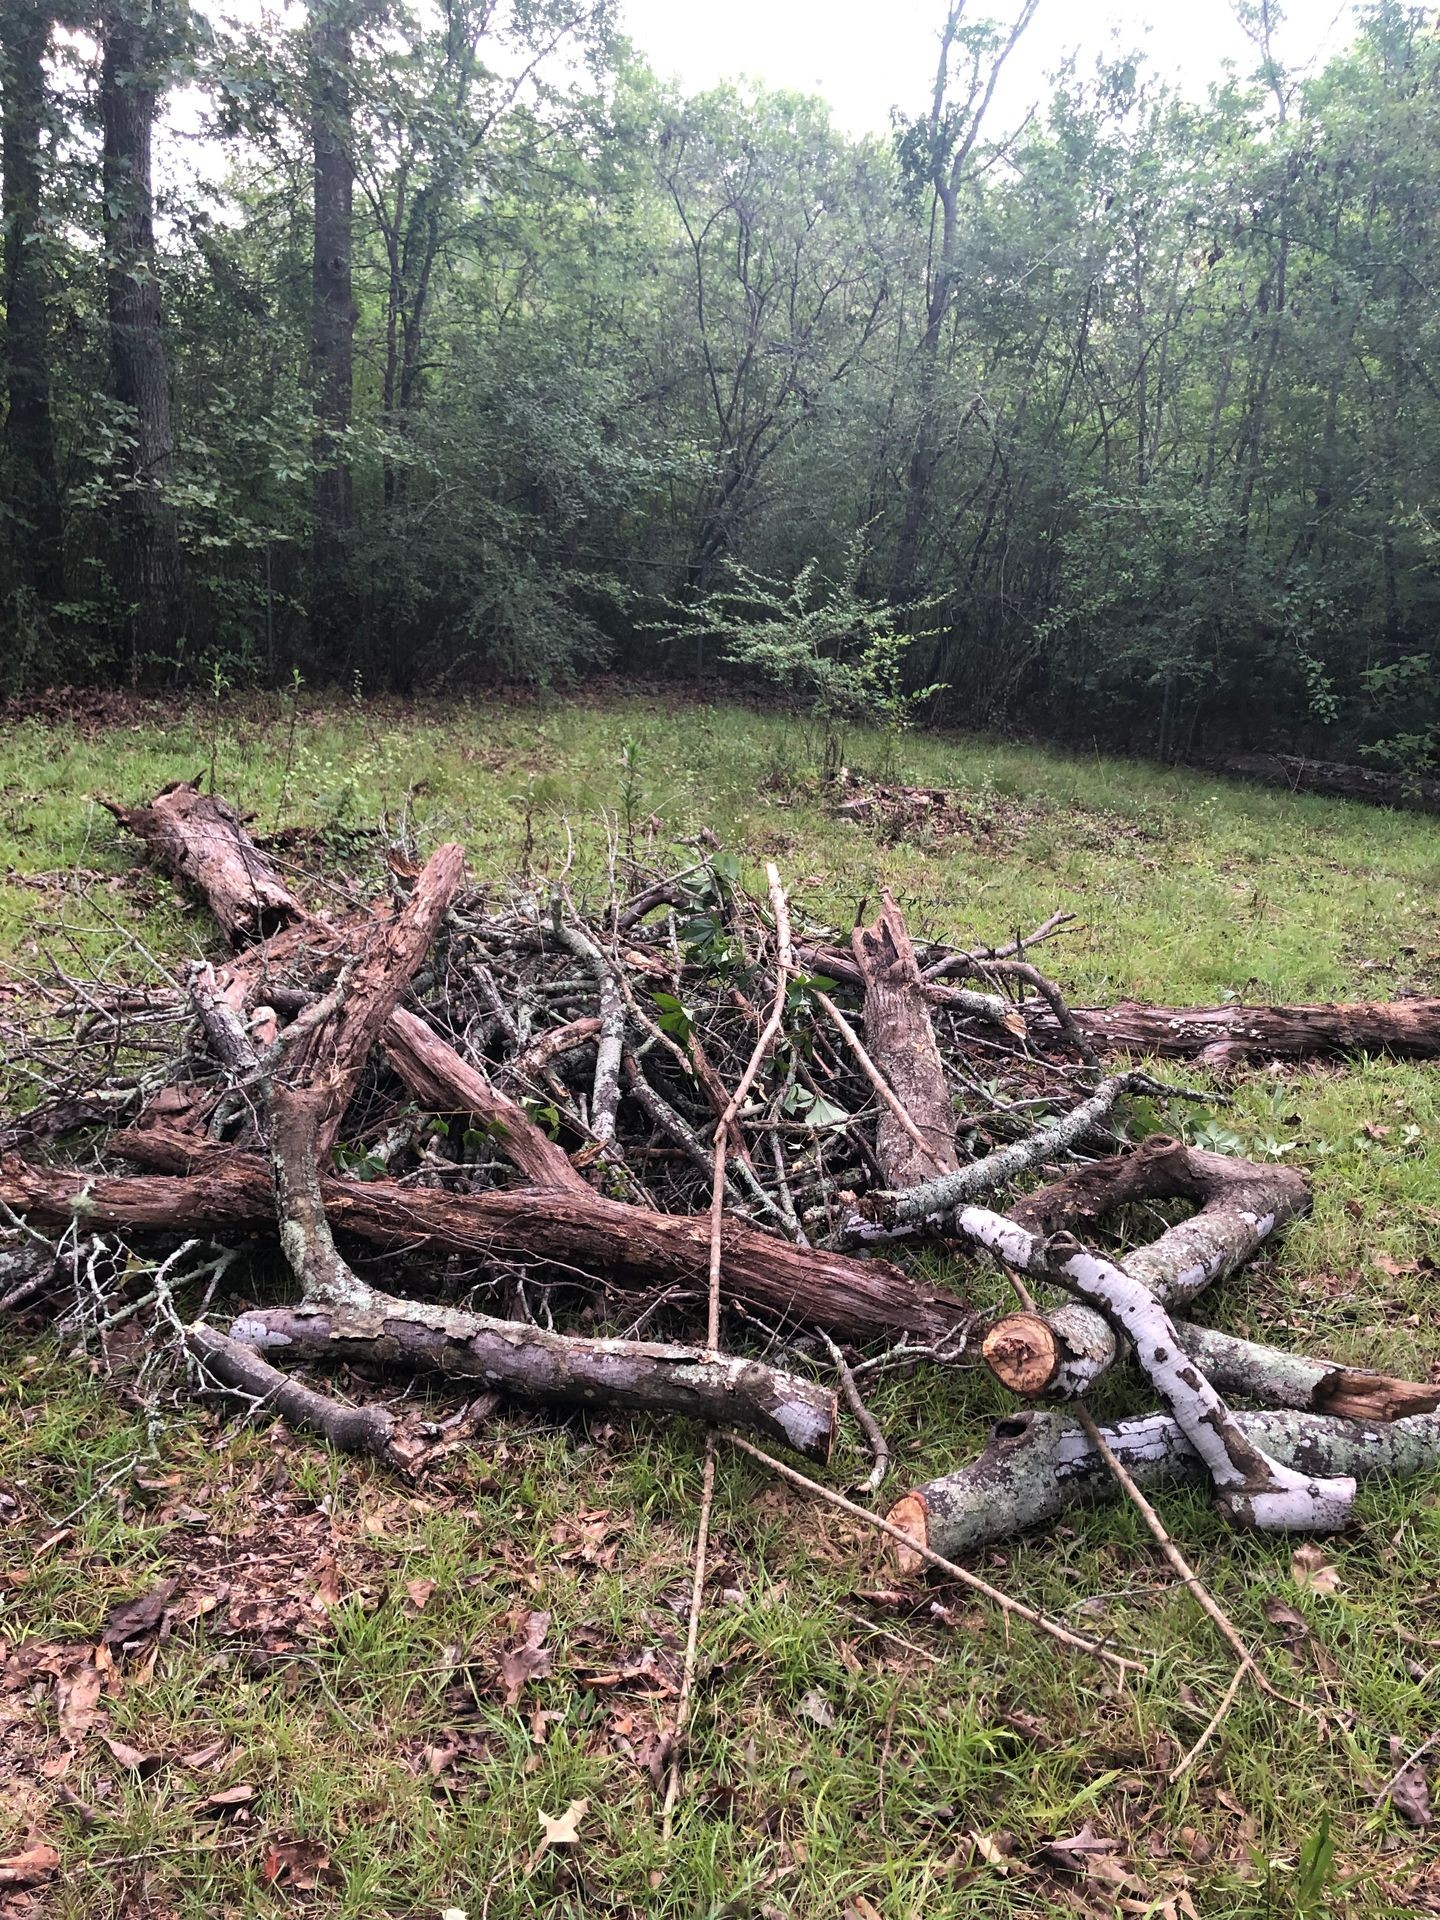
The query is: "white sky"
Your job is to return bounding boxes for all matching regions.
[619,0,1360,133]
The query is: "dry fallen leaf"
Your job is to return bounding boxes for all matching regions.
[527,1796,589,1873]
[203,1782,256,1813]
[101,1577,179,1650]
[102,1735,163,1775]
[1291,1544,1341,1594]
[310,1554,342,1612]
[1387,1736,1433,1829]
[798,1688,835,1729]
[498,1609,552,1709]
[405,1577,438,1612]
[0,1843,61,1888]
[261,1837,338,1890]
[968,1832,1021,1876]
[57,1663,103,1741]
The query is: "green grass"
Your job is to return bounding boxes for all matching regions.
[5,690,1440,1917]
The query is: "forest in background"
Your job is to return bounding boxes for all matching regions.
[0,0,1437,765]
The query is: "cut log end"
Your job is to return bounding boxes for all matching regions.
[982,1313,1061,1396]
[882,1490,930,1575]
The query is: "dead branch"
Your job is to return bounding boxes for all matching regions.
[957,1204,1355,1529]
[886,1404,1440,1560]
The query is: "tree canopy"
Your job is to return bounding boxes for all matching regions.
[1,0,1437,765]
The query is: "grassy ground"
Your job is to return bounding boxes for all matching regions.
[5,690,1440,1918]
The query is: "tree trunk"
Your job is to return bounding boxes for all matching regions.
[850,892,958,1188]
[0,1144,974,1346]
[100,0,184,679]
[1,0,64,610]
[886,1404,1440,1563]
[310,0,356,662]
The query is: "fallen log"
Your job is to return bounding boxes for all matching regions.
[1062,998,1440,1067]
[849,893,959,1188]
[100,779,307,944]
[230,1300,837,1460]
[886,1405,1440,1562]
[382,1007,588,1194]
[186,1322,405,1466]
[1220,752,1440,815]
[1,1142,972,1345]
[984,1137,1309,1399]
[958,1204,1355,1530]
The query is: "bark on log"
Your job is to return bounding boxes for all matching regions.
[382,1007,588,1194]
[230,1300,836,1460]
[1063,998,1440,1067]
[1172,1323,1440,1422]
[186,1322,402,1464]
[985,1137,1309,1399]
[886,1405,1440,1563]
[850,893,959,1188]
[2,1143,970,1345]
[1220,753,1440,815]
[101,781,306,945]
[277,842,464,1154]
[958,1204,1355,1529]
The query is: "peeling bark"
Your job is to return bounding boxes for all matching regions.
[985,1137,1309,1398]
[958,1204,1355,1529]
[887,1405,1440,1562]
[850,893,959,1188]
[102,781,306,945]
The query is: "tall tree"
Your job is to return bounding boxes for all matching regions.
[890,0,1039,602]
[100,0,185,676]
[309,0,356,659]
[1,0,64,611]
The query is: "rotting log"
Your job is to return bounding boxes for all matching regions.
[1062,998,1440,1067]
[1220,752,1440,814]
[885,1405,1440,1563]
[2,1143,972,1346]
[382,1007,588,1194]
[100,779,307,945]
[850,893,959,1188]
[958,1204,1355,1530]
[984,1137,1309,1399]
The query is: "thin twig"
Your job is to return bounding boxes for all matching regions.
[820,1330,891,1494]
[723,1432,1148,1673]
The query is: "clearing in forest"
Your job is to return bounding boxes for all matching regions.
[4,695,1440,1919]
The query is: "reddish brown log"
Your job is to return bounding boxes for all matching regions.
[383,1007,587,1194]
[1064,998,1440,1067]
[278,843,464,1154]
[1,1142,971,1345]
[100,779,307,945]
[850,893,958,1188]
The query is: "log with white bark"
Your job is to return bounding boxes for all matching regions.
[983,1136,1309,1399]
[886,1405,1440,1563]
[957,1205,1356,1530]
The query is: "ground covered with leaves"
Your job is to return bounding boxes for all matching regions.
[5,691,1440,1918]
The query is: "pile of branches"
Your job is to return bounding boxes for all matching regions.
[6,779,1440,1667]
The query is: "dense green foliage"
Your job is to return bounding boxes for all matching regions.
[1,0,1438,761]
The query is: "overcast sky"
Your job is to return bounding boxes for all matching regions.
[619,0,1359,133]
